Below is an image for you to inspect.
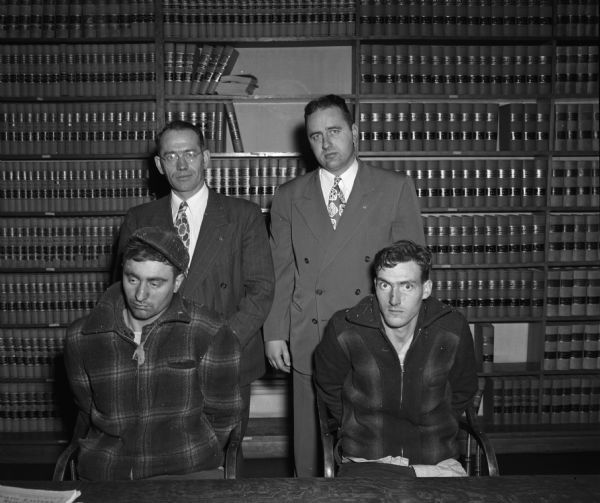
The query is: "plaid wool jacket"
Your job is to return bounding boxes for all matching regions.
[64,283,241,480]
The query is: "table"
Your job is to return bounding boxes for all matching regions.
[4,475,599,503]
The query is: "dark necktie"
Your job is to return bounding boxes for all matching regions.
[175,201,190,248]
[327,176,346,230]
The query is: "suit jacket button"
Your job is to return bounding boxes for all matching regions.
[316,289,323,295]
[304,258,310,263]
[355,289,361,295]
[312,319,318,324]
[220,282,227,289]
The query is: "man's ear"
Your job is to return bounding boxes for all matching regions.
[422,279,433,300]
[154,155,164,175]
[202,148,210,167]
[351,123,359,150]
[173,273,185,293]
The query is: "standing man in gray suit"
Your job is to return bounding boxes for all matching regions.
[263,95,425,477]
[114,120,275,451]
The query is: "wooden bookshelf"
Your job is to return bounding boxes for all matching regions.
[0,0,599,466]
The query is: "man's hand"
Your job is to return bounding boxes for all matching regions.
[265,340,291,373]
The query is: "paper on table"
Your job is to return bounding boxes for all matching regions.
[0,484,81,503]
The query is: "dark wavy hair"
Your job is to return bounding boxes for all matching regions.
[373,240,432,283]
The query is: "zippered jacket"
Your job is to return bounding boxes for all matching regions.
[314,295,477,465]
[64,283,241,480]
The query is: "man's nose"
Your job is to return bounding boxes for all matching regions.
[389,288,402,306]
[135,283,148,301]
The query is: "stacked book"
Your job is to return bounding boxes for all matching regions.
[165,44,240,95]
[0,102,157,155]
[547,214,600,262]
[555,0,600,37]
[546,269,600,317]
[205,156,308,211]
[0,328,66,379]
[358,0,553,37]
[0,381,67,433]
[359,102,499,152]
[423,213,546,266]
[360,44,553,97]
[433,268,545,320]
[555,45,599,96]
[162,0,356,38]
[0,160,154,213]
[549,159,600,208]
[369,158,547,210]
[554,102,600,152]
[1,43,156,98]
[0,216,124,270]
[0,271,110,325]
[544,324,600,371]
[0,0,155,39]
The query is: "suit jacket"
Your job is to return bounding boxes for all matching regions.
[114,189,275,385]
[263,162,425,374]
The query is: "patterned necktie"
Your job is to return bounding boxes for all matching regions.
[327,176,346,230]
[175,201,190,249]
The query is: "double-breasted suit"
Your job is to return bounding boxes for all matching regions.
[264,162,425,373]
[263,161,425,476]
[115,189,275,387]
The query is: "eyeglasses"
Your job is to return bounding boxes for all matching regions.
[159,150,203,165]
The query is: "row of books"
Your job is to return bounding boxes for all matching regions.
[370,158,548,209]
[360,44,553,97]
[554,103,600,152]
[544,324,600,371]
[165,43,239,96]
[554,0,600,37]
[485,375,600,427]
[546,269,600,317]
[0,328,66,379]
[0,272,111,326]
[358,0,554,37]
[165,102,230,153]
[0,160,154,214]
[163,0,356,38]
[549,159,600,208]
[358,102,499,153]
[555,45,599,95]
[0,382,67,433]
[1,44,156,98]
[547,214,600,263]
[423,214,546,266]
[432,268,545,320]
[0,0,155,39]
[499,103,551,152]
[205,156,308,211]
[0,216,124,270]
[0,102,157,155]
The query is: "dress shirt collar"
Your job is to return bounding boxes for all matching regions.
[319,158,359,202]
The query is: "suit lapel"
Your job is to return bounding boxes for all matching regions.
[321,163,377,269]
[295,171,332,244]
[181,190,228,293]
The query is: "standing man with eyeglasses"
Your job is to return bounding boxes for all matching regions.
[114,121,275,463]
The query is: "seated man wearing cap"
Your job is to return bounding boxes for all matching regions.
[64,226,241,480]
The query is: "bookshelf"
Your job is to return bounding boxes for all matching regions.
[1,0,599,466]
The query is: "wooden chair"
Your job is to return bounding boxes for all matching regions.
[316,378,499,478]
[52,420,243,481]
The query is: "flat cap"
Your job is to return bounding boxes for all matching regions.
[128,226,189,273]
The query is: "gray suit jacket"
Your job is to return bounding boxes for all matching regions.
[263,162,425,374]
[115,189,275,385]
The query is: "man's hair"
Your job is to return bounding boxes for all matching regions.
[155,120,206,152]
[122,238,184,276]
[373,240,432,282]
[304,94,354,127]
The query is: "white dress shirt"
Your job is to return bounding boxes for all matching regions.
[319,159,359,206]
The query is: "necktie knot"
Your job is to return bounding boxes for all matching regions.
[327,177,346,230]
[175,201,190,249]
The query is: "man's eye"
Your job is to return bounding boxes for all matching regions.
[163,153,177,162]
